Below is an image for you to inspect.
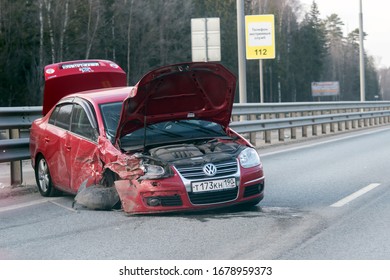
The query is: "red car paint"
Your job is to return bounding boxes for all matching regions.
[43,60,126,116]
[30,60,265,214]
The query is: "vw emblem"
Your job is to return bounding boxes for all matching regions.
[203,163,217,176]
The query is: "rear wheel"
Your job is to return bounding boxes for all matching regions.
[35,156,58,197]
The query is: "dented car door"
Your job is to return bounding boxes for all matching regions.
[68,103,102,192]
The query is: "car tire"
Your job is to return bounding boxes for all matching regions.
[35,155,58,197]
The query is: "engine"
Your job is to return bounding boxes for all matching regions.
[147,141,243,167]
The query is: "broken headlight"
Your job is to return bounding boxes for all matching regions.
[143,164,165,177]
[139,162,173,180]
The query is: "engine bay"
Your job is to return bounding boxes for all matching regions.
[147,141,244,167]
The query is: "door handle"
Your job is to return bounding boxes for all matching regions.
[44,137,50,143]
[65,145,71,151]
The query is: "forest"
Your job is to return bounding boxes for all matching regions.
[0,0,386,106]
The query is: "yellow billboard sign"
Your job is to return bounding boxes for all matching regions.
[245,15,275,60]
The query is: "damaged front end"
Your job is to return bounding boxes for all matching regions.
[73,136,173,212]
[74,136,263,214]
[73,136,143,211]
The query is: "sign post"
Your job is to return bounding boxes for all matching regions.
[245,15,275,103]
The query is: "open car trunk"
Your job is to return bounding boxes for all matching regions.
[43,60,127,115]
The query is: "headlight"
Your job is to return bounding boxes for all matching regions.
[140,164,166,179]
[239,148,261,168]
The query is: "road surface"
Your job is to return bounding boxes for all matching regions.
[0,127,389,260]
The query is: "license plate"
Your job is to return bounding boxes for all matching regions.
[191,178,236,193]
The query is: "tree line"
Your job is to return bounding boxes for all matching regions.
[0,0,384,106]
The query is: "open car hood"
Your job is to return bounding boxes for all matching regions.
[115,62,236,142]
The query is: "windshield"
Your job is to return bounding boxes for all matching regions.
[120,119,228,149]
[100,102,122,141]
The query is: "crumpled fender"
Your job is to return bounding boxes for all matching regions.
[114,180,143,213]
[97,136,144,180]
[73,137,144,210]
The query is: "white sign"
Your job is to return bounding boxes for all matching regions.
[191,18,221,62]
[248,22,273,46]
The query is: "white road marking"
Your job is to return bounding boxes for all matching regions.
[0,197,60,213]
[49,200,78,212]
[330,183,381,208]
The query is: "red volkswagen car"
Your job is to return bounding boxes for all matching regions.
[30,60,265,214]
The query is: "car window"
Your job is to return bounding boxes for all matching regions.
[48,106,60,125]
[54,104,73,130]
[100,102,122,140]
[70,104,97,142]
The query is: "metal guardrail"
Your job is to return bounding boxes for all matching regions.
[0,106,42,185]
[1,102,390,185]
[0,106,42,163]
[0,106,42,130]
[231,110,390,133]
[230,101,390,143]
[0,138,31,162]
[231,101,390,116]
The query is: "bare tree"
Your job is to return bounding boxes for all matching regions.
[126,0,134,83]
[43,0,56,62]
[85,0,100,59]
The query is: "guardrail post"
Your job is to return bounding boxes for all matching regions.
[264,114,272,143]
[330,121,335,132]
[352,109,358,129]
[312,111,318,136]
[345,110,350,130]
[321,111,327,134]
[250,114,257,145]
[278,113,285,141]
[291,113,297,139]
[338,109,344,131]
[330,110,336,132]
[9,128,23,186]
[376,108,381,125]
[302,112,308,137]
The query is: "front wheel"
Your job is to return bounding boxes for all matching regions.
[35,156,58,197]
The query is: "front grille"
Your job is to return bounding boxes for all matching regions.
[145,196,183,207]
[243,183,263,198]
[176,160,238,180]
[188,188,238,205]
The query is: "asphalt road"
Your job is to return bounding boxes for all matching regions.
[1,127,390,260]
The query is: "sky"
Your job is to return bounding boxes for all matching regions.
[300,0,390,68]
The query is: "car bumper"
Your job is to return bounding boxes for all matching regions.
[114,166,265,214]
